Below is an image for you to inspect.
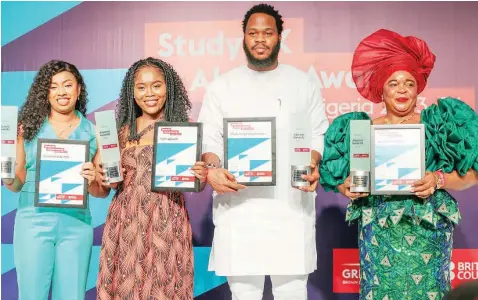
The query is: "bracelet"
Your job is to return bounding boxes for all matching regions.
[434,169,445,189]
[2,178,15,186]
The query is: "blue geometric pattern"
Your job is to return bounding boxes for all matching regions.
[176,165,191,175]
[1,1,82,46]
[398,167,419,178]
[155,143,195,164]
[374,145,416,167]
[249,160,270,170]
[193,247,227,296]
[62,183,83,193]
[38,161,82,182]
[227,138,269,160]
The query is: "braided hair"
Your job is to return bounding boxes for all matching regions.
[18,60,88,141]
[116,57,191,143]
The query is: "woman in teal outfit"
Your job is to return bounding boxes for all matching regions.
[2,60,109,300]
[319,29,478,299]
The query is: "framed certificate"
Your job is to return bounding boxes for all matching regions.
[371,124,425,195]
[35,139,89,208]
[151,122,202,192]
[224,117,276,186]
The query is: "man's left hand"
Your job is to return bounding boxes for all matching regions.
[299,158,319,192]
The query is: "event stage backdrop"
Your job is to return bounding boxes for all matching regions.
[2,1,478,299]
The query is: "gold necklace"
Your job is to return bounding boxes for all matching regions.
[384,114,414,125]
[49,117,77,138]
[57,124,73,138]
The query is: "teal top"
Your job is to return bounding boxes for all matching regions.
[18,111,97,224]
[319,97,478,228]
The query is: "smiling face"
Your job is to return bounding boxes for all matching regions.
[48,71,81,114]
[133,65,167,119]
[382,70,419,117]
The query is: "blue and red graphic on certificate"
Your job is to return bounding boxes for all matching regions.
[226,121,273,183]
[373,128,423,192]
[154,126,198,189]
[37,142,87,206]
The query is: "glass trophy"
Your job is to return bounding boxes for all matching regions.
[1,106,18,179]
[350,119,372,193]
[290,114,311,188]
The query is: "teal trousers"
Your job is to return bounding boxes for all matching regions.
[13,204,93,300]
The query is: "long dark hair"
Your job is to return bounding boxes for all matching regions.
[18,60,88,141]
[116,57,191,142]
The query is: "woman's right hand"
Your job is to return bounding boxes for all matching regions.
[337,175,369,201]
[2,178,14,185]
[97,163,125,189]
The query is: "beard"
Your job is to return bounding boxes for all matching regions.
[243,39,281,70]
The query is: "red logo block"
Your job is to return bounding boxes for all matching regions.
[450,249,478,288]
[333,248,478,293]
[333,249,360,293]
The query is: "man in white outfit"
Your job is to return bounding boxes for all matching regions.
[197,4,329,299]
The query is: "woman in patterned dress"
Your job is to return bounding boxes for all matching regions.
[319,29,478,299]
[96,57,207,300]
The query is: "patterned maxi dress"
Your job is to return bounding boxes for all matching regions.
[97,123,194,300]
[319,98,478,300]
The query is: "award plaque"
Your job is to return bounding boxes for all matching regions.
[35,139,89,208]
[371,124,425,195]
[350,120,372,193]
[224,117,276,186]
[95,110,123,183]
[151,122,202,192]
[1,106,18,179]
[290,113,311,188]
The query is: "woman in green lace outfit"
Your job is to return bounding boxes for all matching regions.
[319,29,478,300]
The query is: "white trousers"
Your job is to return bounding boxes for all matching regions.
[227,274,308,300]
